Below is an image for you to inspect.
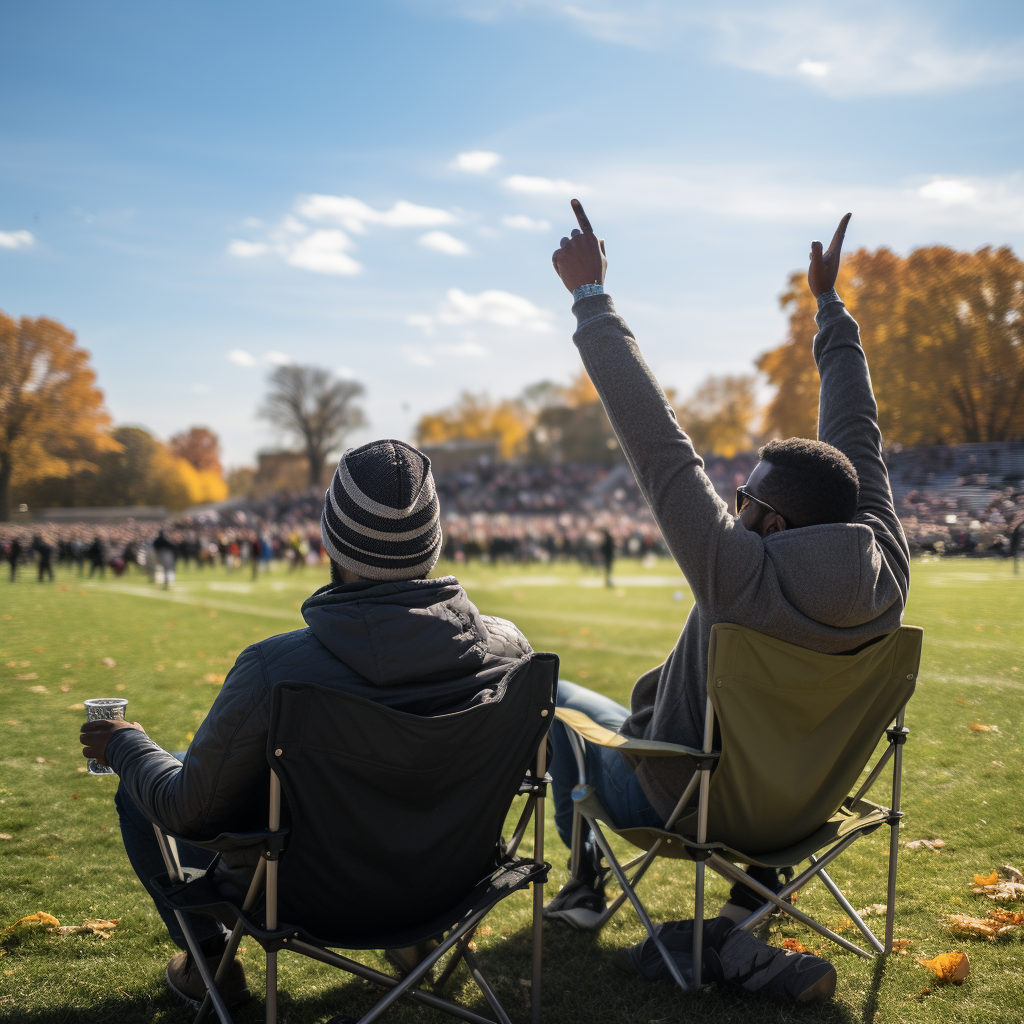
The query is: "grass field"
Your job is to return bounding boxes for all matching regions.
[1,557,1022,1024]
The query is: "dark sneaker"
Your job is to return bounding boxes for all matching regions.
[612,918,731,984]
[384,940,439,980]
[717,926,836,1003]
[165,950,249,1009]
[543,877,606,930]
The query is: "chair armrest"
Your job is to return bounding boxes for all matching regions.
[554,708,713,759]
[157,827,289,853]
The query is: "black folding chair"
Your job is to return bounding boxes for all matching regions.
[150,652,558,1024]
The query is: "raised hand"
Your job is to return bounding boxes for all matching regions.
[808,213,852,298]
[551,199,607,294]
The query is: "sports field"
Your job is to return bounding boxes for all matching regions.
[1,558,1021,1023]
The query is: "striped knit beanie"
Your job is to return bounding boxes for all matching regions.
[321,439,441,581]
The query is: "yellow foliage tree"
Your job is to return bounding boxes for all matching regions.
[416,392,532,459]
[0,310,121,520]
[675,374,760,457]
[758,246,1024,445]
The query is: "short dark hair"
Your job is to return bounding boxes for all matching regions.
[757,438,859,527]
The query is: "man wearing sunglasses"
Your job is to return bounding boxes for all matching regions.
[543,204,910,1003]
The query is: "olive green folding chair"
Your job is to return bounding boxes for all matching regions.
[556,622,923,990]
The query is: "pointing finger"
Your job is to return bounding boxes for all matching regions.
[826,212,852,258]
[571,199,594,235]
[810,240,823,262]
[598,238,606,257]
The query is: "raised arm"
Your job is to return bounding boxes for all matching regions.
[551,201,762,611]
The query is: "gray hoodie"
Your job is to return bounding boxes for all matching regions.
[571,292,910,818]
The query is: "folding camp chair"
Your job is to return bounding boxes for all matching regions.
[149,651,558,1024]
[555,623,923,990]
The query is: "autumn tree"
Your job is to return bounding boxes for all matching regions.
[170,426,223,475]
[416,392,532,459]
[675,374,760,457]
[0,311,120,520]
[258,366,366,486]
[758,246,1024,445]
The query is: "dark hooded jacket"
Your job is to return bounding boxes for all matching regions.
[107,576,532,839]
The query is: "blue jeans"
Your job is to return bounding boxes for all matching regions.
[115,752,229,951]
[550,680,663,850]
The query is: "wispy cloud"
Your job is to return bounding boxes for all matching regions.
[283,229,362,276]
[502,214,551,231]
[419,230,470,255]
[503,175,585,196]
[0,229,35,250]
[227,348,256,368]
[452,150,502,173]
[296,195,455,232]
[451,2,1024,97]
[408,288,556,337]
[225,349,296,368]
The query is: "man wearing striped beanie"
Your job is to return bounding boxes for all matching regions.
[321,439,442,583]
[85,438,534,1005]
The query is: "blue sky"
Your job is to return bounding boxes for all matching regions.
[2,0,1022,467]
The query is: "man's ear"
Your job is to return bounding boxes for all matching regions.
[764,515,788,536]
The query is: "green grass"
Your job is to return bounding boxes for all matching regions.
[1,557,1022,1023]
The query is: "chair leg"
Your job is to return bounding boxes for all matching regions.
[885,708,906,954]
[464,949,514,1024]
[173,910,236,1024]
[586,817,691,991]
[532,739,546,1024]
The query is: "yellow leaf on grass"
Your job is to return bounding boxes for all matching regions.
[989,908,1024,926]
[974,870,998,886]
[202,673,225,685]
[891,939,912,953]
[101,657,116,668]
[946,915,1007,940]
[916,951,970,983]
[970,722,999,732]
[4,912,61,931]
[56,918,119,939]
[781,938,808,953]
[67,703,86,710]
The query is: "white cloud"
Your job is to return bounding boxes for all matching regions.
[0,229,35,250]
[227,240,269,258]
[242,217,264,229]
[463,2,1024,97]
[402,345,434,367]
[503,175,583,196]
[419,230,470,255]
[453,150,502,173]
[502,214,552,231]
[438,288,555,332]
[265,350,292,365]
[283,229,362,276]
[435,341,488,357]
[918,180,978,206]
[295,194,455,233]
[227,349,256,368]
[797,59,829,77]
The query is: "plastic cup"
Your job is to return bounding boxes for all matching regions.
[84,698,128,775]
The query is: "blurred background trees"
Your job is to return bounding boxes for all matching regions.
[258,365,365,487]
[758,245,1024,445]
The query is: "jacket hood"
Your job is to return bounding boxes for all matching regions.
[301,576,496,687]
[763,522,904,629]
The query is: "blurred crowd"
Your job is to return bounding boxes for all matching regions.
[3,446,1023,583]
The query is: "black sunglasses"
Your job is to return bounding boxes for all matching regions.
[735,485,785,523]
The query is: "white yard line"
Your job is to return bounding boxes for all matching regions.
[82,583,301,621]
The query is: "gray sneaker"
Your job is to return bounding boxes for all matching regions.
[543,877,606,930]
[717,926,836,1003]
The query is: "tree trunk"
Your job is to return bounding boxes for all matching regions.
[307,445,324,488]
[0,456,11,522]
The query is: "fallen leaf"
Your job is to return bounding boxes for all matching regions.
[916,951,970,983]
[0,834,11,841]
[6,720,19,725]
[891,939,912,953]
[970,722,999,732]
[67,703,86,711]
[946,914,1017,941]
[4,912,61,931]
[905,838,945,851]
[101,657,116,668]
[988,908,1024,927]
[27,685,47,693]
[202,673,225,684]
[782,938,808,953]
[974,870,999,886]
[973,881,1024,900]
[60,685,70,693]
[56,918,119,939]
[906,988,932,1000]
[17,673,38,681]
[35,758,45,764]
[115,684,125,691]
[857,904,888,917]
[1000,864,1023,883]
[478,925,493,935]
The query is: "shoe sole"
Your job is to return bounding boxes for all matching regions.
[795,965,837,1004]
[165,965,250,1011]
[543,906,605,931]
